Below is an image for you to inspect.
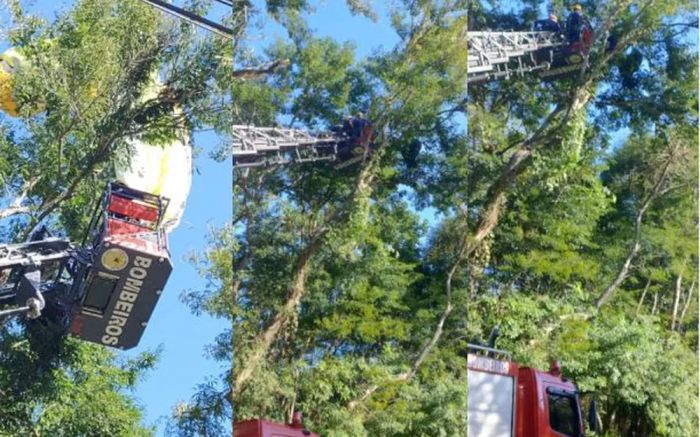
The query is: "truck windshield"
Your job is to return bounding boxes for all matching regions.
[546,387,581,436]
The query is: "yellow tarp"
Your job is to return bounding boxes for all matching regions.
[0,48,24,116]
[116,132,192,231]
[115,75,192,232]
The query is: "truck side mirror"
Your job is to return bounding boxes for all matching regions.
[587,398,599,433]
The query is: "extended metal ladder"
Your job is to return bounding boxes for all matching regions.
[467,31,567,84]
[232,125,369,169]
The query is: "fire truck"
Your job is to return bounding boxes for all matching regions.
[468,343,598,437]
[234,413,319,437]
[0,182,172,349]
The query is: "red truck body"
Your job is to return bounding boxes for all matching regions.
[234,416,319,437]
[468,350,585,437]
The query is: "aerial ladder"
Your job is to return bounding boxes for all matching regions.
[232,118,375,169]
[468,31,567,83]
[0,183,173,350]
[467,22,594,84]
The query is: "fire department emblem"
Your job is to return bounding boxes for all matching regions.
[101,248,129,272]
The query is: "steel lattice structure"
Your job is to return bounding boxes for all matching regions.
[467,31,567,84]
[232,125,370,169]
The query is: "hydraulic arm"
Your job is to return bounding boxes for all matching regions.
[233,126,341,168]
[0,239,79,319]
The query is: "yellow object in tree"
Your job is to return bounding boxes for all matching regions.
[0,68,18,116]
[0,48,25,117]
[0,47,46,117]
[116,131,192,232]
[114,74,192,232]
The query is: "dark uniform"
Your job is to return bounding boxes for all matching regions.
[567,11,582,43]
[541,18,561,33]
[333,115,374,165]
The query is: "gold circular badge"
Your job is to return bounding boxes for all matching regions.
[101,248,129,272]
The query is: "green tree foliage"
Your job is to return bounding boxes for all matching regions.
[468,1,697,436]
[0,0,230,434]
[164,1,469,435]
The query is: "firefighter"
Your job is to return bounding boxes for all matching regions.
[330,116,351,135]
[566,4,583,44]
[542,13,561,33]
[350,112,369,141]
[335,113,374,164]
[350,112,373,157]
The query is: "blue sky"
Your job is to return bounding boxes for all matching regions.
[248,0,399,58]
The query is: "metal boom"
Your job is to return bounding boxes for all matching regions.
[232,124,372,169]
[467,31,567,83]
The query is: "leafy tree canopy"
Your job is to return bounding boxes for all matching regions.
[467,1,698,435]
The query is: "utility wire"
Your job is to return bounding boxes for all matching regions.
[139,0,234,40]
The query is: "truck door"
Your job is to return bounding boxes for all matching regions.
[543,385,584,437]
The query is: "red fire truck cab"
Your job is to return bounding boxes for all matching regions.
[234,413,319,437]
[468,344,595,437]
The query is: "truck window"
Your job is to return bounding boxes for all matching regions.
[547,387,580,436]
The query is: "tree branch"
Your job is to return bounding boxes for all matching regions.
[670,272,683,331]
[0,177,40,220]
[233,137,386,396]
[348,220,470,410]
[678,278,695,332]
[595,156,673,308]
[231,59,290,79]
[635,277,652,315]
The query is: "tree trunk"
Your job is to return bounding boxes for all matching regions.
[678,279,696,332]
[466,89,592,260]
[635,278,652,315]
[233,142,381,396]
[232,252,251,301]
[234,236,323,394]
[466,148,532,257]
[670,273,683,331]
